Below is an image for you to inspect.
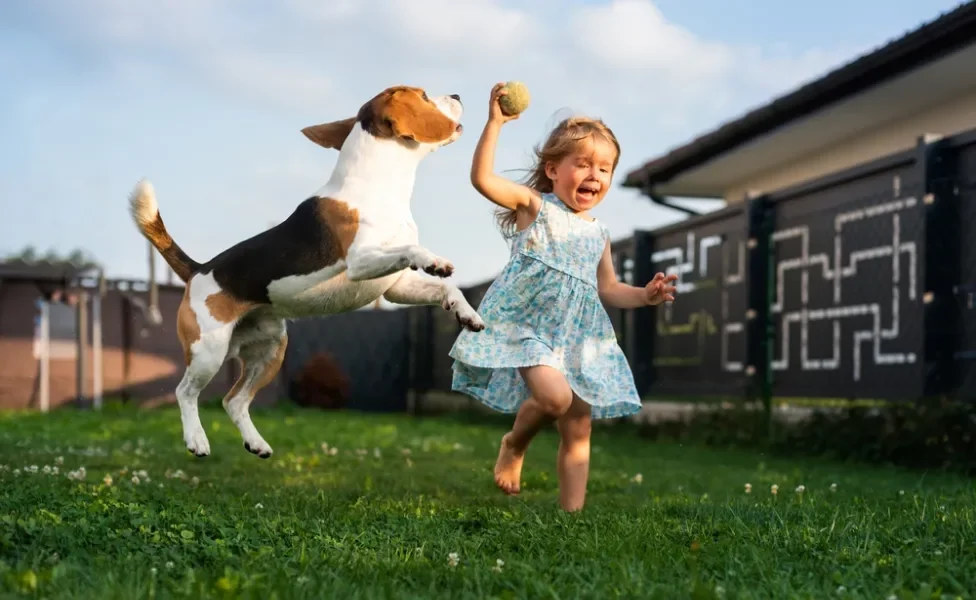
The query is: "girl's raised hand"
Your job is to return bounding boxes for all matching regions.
[488,82,520,125]
[644,272,678,306]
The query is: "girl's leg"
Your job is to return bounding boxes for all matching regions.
[494,365,573,495]
[555,394,592,512]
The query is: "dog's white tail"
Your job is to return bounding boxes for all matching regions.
[127,178,200,282]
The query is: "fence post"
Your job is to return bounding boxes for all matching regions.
[92,291,103,410]
[745,193,775,442]
[76,290,89,407]
[631,230,655,397]
[121,296,132,404]
[39,300,50,413]
[408,305,434,416]
[918,134,962,399]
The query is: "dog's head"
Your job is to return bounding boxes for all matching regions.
[301,86,463,153]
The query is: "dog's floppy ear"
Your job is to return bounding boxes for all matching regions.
[301,117,357,150]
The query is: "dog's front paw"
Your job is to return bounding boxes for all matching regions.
[443,290,485,332]
[456,307,485,332]
[409,248,454,278]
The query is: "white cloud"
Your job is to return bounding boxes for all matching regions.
[21,0,850,125]
[199,51,333,113]
[571,0,732,78]
[381,0,536,60]
[4,0,864,285]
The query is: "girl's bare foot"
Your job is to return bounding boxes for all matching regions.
[494,432,525,495]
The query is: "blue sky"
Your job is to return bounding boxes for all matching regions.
[0,0,964,287]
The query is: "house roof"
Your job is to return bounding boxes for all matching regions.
[0,259,98,283]
[622,1,976,197]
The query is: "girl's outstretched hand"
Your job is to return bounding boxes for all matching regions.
[644,272,678,305]
[488,82,520,125]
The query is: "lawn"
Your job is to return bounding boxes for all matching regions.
[1,403,974,600]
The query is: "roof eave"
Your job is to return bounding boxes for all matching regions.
[621,1,976,190]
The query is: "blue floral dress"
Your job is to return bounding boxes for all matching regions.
[449,193,642,419]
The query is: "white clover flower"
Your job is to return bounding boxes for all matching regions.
[830,483,837,492]
[744,483,752,494]
[492,558,504,573]
[103,474,113,486]
[795,485,805,494]
[55,456,64,465]
[771,484,779,496]
[447,552,459,568]
[131,476,140,485]
[255,503,264,509]
[631,473,643,484]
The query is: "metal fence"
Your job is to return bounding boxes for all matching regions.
[631,130,976,405]
[280,127,976,413]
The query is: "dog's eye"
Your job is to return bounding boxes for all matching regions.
[421,92,429,101]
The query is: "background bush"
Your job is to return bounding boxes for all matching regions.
[636,399,976,474]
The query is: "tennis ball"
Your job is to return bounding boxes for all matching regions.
[498,81,530,116]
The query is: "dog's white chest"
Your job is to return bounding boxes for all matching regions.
[268,270,398,318]
[265,216,418,318]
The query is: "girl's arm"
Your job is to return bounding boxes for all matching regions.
[596,242,678,309]
[470,83,539,213]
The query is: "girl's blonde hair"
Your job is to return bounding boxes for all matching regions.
[496,116,621,235]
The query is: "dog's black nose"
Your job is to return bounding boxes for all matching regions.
[450,94,461,101]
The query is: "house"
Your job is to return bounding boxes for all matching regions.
[0,260,246,411]
[622,1,976,206]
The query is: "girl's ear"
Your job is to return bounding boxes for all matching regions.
[544,161,559,181]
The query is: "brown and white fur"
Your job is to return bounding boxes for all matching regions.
[128,85,484,459]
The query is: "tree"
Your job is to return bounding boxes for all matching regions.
[4,245,101,269]
[7,245,37,262]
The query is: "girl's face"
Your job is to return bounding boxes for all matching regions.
[545,135,617,213]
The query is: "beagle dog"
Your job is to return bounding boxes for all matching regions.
[128,85,484,459]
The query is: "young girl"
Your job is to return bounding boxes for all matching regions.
[449,83,678,512]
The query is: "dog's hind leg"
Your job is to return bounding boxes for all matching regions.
[383,270,485,332]
[176,321,234,458]
[222,316,287,458]
[175,274,254,457]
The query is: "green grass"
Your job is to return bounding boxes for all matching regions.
[1,403,974,600]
